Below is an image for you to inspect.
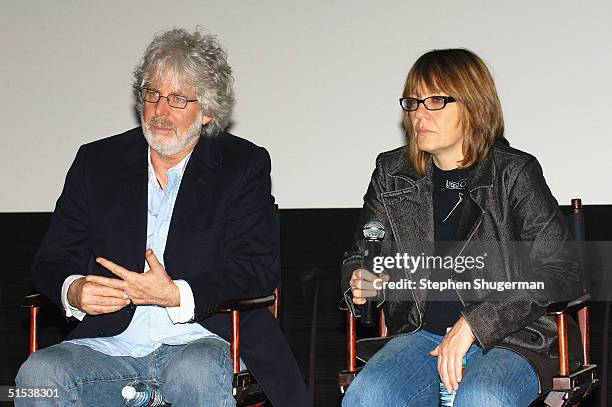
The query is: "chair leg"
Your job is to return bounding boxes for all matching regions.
[338,311,359,394]
[347,311,356,371]
[378,309,388,337]
[557,313,569,376]
[576,306,590,366]
[29,306,39,354]
[231,310,240,374]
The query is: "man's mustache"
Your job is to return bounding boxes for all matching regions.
[147,117,176,130]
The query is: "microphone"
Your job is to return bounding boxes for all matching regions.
[361,220,385,326]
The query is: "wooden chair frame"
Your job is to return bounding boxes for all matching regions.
[338,295,598,406]
[22,288,280,407]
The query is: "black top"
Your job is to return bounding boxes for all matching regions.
[422,164,470,335]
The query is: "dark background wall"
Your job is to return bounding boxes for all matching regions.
[1,207,610,406]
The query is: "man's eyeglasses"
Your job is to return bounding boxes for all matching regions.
[141,88,198,109]
[399,96,456,112]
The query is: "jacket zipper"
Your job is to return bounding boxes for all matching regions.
[453,215,483,307]
[442,193,463,223]
[407,198,478,332]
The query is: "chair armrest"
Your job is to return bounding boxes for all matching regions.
[21,293,43,308]
[217,294,276,312]
[547,294,591,315]
[217,293,276,376]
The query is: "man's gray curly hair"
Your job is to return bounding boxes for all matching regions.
[133,28,235,137]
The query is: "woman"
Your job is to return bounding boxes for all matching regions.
[341,49,582,406]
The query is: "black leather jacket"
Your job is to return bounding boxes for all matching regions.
[341,141,583,392]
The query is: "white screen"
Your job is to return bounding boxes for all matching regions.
[2,1,611,211]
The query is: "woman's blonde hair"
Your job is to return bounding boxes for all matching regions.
[403,49,504,174]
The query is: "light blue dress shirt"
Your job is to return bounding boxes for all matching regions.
[66,150,220,357]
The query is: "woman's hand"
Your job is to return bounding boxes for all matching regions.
[430,317,475,392]
[349,269,387,305]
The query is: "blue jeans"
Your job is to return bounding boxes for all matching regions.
[15,337,234,406]
[342,330,539,407]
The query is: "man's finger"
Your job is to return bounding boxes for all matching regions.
[145,249,163,271]
[100,286,129,299]
[430,346,439,356]
[94,285,129,299]
[87,304,128,315]
[90,296,131,307]
[85,275,128,291]
[96,257,133,280]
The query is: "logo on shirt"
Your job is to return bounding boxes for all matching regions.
[446,179,467,190]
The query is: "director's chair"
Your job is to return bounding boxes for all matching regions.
[338,198,599,407]
[21,288,280,407]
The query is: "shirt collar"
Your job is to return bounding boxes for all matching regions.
[147,146,193,191]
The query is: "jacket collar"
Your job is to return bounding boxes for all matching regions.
[111,129,220,268]
[466,148,495,192]
[396,145,495,192]
[166,134,218,243]
[381,145,497,256]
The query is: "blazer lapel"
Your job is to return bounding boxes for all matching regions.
[113,135,148,271]
[166,137,217,252]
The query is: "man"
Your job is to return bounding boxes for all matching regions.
[16,28,311,407]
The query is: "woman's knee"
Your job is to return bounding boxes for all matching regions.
[341,378,389,407]
[455,348,539,407]
[454,380,536,407]
[341,364,417,406]
[454,381,500,406]
[342,334,440,406]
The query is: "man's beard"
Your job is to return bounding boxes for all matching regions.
[141,112,203,156]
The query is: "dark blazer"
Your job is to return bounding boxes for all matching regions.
[341,140,583,393]
[33,127,311,407]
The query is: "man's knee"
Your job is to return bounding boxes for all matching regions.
[164,339,231,388]
[16,346,74,387]
[161,339,234,405]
